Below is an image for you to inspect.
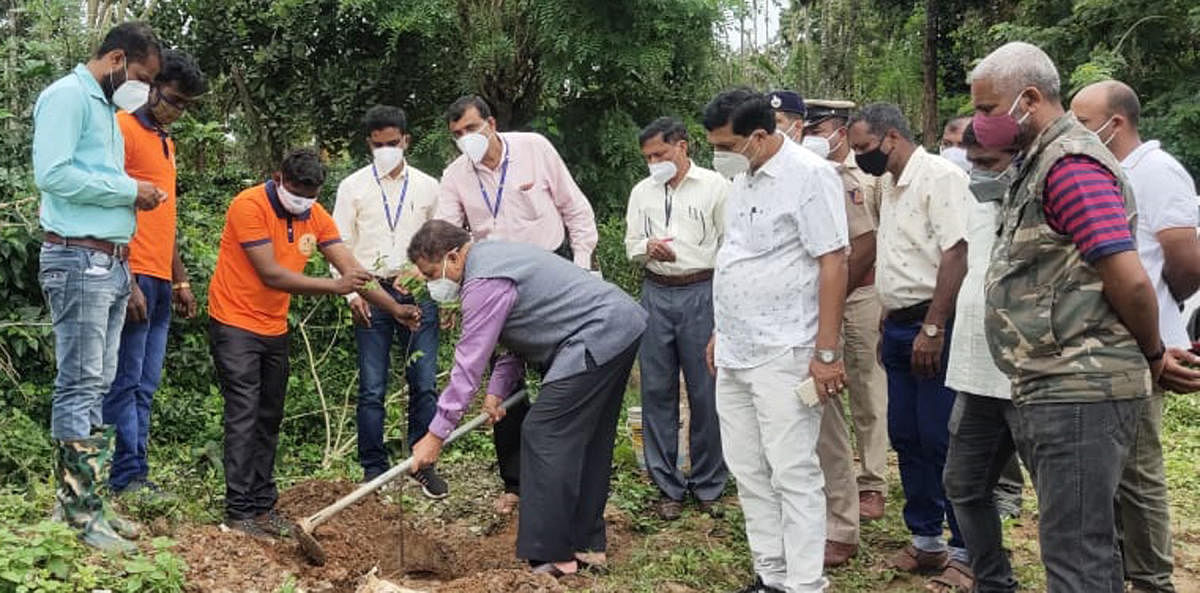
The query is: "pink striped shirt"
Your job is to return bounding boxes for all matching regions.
[1042,155,1135,263]
[435,132,598,268]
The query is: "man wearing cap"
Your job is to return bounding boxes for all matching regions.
[624,116,730,521]
[767,89,808,141]
[802,99,892,567]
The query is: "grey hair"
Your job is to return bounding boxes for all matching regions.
[968,41,1061,101]
[848,103,914,142]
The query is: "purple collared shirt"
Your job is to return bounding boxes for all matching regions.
[427,277,525,439]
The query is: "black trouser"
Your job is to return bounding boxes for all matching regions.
[494,238,574,494]
[516,339,639,563]
[210,320,289,521]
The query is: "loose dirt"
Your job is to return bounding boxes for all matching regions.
[175,479,629,593]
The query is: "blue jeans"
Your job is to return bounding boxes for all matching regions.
[881,318,963,550]
[354,290,439,477]
[39,243,131,440]
[102,274,171,490]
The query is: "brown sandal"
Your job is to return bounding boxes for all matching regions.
[885,545,949,574]
[925,559,974,592]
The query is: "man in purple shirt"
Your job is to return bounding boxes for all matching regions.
[407,220,646,578]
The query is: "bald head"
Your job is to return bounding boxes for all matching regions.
[1075,80,1140,128]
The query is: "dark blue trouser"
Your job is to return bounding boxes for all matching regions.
[881,318,963,549]
[103,274,171,491]
[354,289,439,477]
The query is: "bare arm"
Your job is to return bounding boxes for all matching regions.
[319,242,411,323]
[244,243,360,295]
[924,240,967,327]
[1158,227,1200,302]
[846,231,876,292]
[1095,250,1164,363]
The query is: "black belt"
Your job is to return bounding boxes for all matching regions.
[887,300,931,325]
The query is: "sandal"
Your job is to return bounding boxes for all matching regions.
[574,553,609,575]
[885,545,948,574]
[925,559,974,592]
[493,492,520,515]
[531,561,576,579]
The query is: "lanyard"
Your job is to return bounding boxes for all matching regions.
[663,185,673,228]
[474,138,510,218]
[372,164,409,232]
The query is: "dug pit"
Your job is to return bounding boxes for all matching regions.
[174,480,625,593]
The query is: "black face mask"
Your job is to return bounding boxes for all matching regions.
[855,142,890,177]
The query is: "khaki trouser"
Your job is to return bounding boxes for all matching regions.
[817,393,859,544]
[842,285,889,492]
[1117,393,1175,593]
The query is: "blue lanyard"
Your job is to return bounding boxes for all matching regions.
[372,164,409,232]
[474,138,510,218]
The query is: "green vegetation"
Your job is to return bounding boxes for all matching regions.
[1,0,1198,590]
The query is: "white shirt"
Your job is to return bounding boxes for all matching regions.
[331,161,439,292]
[875,147,970,311]
[624,161,730,276]
[946,199,1012,399]
[1122,140,1199,348]
[714,138,848,369]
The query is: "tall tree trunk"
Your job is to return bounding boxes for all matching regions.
[921,0,939,147]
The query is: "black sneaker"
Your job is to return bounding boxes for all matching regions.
[227,518,272,539]
[254,509,295,538]
[411,465,449,499]
[732,576,784,593]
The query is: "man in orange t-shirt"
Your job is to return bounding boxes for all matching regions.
[208,148,419,536]
[103,49,205,496]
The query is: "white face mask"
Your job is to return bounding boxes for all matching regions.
[277,182,316,215]
[802,135,831,159]
[648,160,677,185]
[456,125,491,163]
[372,146,404,175]
[111,60,150,112]
[1092,116,1117,146]
[712,150,749,179]
[940,146,972,172]
[426,250,461,303]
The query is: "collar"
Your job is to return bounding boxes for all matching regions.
[752,134,790,179]
[1121,140,1161,170]
[895,146,927,188]
[670,159,702,187]
[73,64,108,103]
[472,132,510,173]
[265,179,312,221]
[132,106,168,137]
[839,150,858,172]
[377,160,409,182]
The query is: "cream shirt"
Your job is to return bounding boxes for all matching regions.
[714,138,848,369]
[624,161,729,276]
[946,199,1011,399]
[875,147,970,311]
[331,160,439,295]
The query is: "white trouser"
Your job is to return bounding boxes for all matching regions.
[717,347,828,593]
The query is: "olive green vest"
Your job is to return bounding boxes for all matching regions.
[984,113,1151,404]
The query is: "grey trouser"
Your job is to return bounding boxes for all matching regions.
[1117,393,1175,592]
[1012,398,1144,593]
[639,278,727,501]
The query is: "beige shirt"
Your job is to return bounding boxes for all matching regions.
[837,151,880,240]
[624,161,729,276]
[331,160,439,288]
[875,147,970,311]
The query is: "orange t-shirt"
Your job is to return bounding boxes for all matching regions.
[118,111,177,281]
[207,182,342,336]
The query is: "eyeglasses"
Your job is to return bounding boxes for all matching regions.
[155,90,191,112]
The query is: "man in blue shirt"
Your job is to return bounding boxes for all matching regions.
[33,21,165,554]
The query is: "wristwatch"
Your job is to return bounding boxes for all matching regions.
[816,348,841,364]
[922,323,943,338]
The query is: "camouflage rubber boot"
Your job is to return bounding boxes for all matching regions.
[91,425,140,540]
[54,437,137,554]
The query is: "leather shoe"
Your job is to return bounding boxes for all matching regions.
[655,498,683,521]
[824,540,858,567]
[859,490,885,521]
